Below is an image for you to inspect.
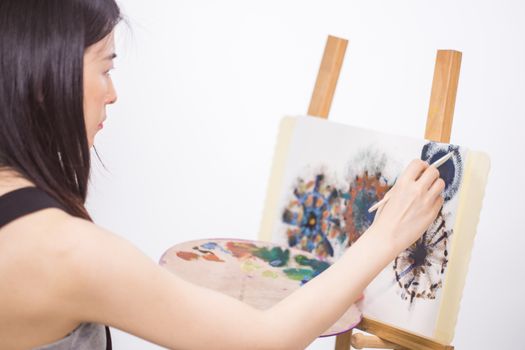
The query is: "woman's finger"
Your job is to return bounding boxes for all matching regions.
[418,165,440,190]
[429,193,445,219]
[428,178,445,200]
[402,159,429,182]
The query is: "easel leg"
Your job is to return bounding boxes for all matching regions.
[307,35,348,119]
[335,330,353,350]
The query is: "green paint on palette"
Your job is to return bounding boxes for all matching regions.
[283,256,332,285]
[283,268,314,281]
[295,255,331,273]
[252,246,290,267]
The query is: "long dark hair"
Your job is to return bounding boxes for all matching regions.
[0,0,121,220]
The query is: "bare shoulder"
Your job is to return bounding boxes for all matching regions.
[0,173,167,332]
[0,208,116,309]
[0,204,167,347]
[0,207,101,265]
[0,207,154,323]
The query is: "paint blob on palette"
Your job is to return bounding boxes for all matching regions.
[159,238,362,337]
[260,116,490,343]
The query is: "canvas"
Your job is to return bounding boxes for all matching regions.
[259,116,490,343]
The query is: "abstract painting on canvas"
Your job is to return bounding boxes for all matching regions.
[259,115,490,343]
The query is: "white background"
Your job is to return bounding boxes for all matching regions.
[86,0,525,348]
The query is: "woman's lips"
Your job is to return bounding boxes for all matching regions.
[98,123,103,129]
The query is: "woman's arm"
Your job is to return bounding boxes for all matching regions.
[56,220,272,349]
[51,159,443,349]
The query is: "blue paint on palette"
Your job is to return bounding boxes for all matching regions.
[201,242,232,255]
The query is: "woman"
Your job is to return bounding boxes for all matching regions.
[0,0,445,349]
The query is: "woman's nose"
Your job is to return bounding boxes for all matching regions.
[106,78,118,105]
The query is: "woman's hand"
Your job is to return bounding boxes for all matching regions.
[370,159,445,255]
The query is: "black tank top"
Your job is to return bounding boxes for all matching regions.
[0,186,112,350]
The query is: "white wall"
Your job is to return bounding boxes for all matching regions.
[86,0,525,348]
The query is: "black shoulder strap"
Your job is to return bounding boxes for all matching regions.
[0,187,66,229]
[105,326,112,350]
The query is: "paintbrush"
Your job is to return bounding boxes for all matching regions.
[367,152,454,213]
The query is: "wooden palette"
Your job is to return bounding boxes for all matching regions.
[160,238,362,337]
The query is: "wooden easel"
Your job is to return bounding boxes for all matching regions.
[307,35,461,350]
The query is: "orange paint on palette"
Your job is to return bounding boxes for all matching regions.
[203,252,225,262]
[176,251,200,261]
[226,241,257,259]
